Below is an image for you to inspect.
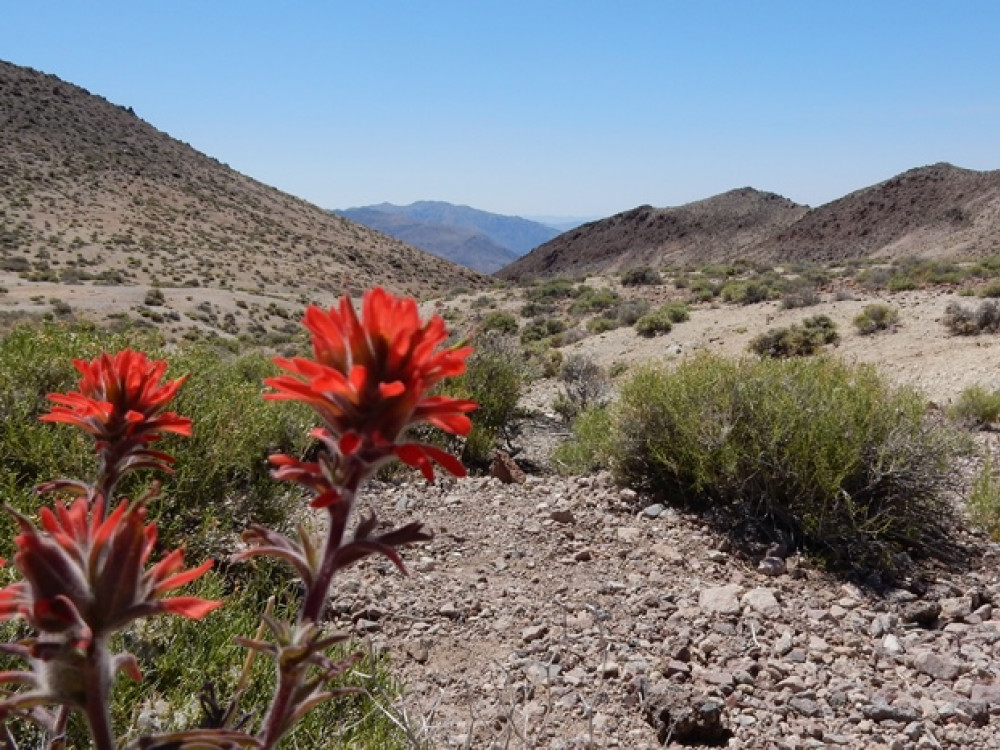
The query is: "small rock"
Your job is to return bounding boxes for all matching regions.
[742,587,781,618]
[521,624,548,644]
[757,556,786,576]
[550,509,576,524]
[699,584,743,616]
[642,503,666,518]
[913,650,961,681]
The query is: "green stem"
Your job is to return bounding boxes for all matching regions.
[82,637,116,750]
[257,463,367,748]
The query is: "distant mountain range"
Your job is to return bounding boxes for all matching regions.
[334,201,561,273]
[499,164,1000,281]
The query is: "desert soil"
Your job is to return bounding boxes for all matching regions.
[319,286,1000,749]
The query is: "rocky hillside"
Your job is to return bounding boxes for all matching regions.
[0,60,485,301]
[765,163,1000,263]
[497,189,808,281]
[499,165,1000,282]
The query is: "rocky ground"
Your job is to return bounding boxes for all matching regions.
[326,461,1000,749]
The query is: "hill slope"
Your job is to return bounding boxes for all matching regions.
[334,206,520,273]
[498,188,807,281]
[0,60,485,301]
[498,165,1000,281]
[763,163,1000,262]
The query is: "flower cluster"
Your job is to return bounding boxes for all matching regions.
[0,288,475,750]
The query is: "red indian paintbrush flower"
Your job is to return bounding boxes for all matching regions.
[0,497,220,645]
[39,349,192,501]
[265,288,477,483]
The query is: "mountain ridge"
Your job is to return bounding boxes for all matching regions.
[498,166,1000,281]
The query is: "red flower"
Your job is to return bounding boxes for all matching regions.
[265,288,477,482]
[0,498,220,643]
[39,349,191,492]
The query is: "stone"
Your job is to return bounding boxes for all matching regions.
[489,450,526,484]
[742,587,781,618]
[699,584,743,616]
[521,624,548,644]
[913,651,961,681]
[550,509,576,524]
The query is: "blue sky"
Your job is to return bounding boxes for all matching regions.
[3,1,999,218]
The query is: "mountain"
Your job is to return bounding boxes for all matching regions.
[335,201,561,272]
[498,165,1000,281]
[0,60,485,303]
[497,188,808,281]
[334,206,520,273]
[762,163,1000,262]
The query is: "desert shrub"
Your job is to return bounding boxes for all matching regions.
[621,266,662,286]
[887,274,918,292]
[614,299,651,326]
[144,287,166,306]
[720,280,774,305]
[524,278,579,302]
[633,301,689,337]
[949,385,1000,429]
[688,277,721,302]
[553,354,609,423]
[660,300,690,323]
[944,300,1000,335]
[750,315,839,358]
[780,286,821,309]
[480,310,519,335]
[552,406,615,475]
[611,354,968,572]
[634,308,672,337]
[976,280,1000,298]
[520,317,566,343]
[967,450,1000,541]
[587,316,619,334]
[853,303,899,335]
[570,287,619,314]
[445,332,523,465]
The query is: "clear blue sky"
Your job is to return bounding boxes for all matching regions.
[3,1,999,218]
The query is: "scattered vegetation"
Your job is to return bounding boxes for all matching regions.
[949,385,1000,429]
[750,315,839,358]
[853,303,899,335]
[620,266,662,286]
[553,354,609,423]
[943,300,1000,335]
[634,301,689,338]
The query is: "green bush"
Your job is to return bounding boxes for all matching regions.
[976,280,1000,298]
[853,303,899,335]
[621,266,662,286]
[552,406,615,475]
[949,385,1000,428]
[610,354,968,572]
[520,317,566,344]
[750,315,839,358]
[634,308,672,337]
[569,287,620,314]
[0,322,314,560]
[445,332,523,465]
[524,278,579,302]
[480,310,518,335]
[633,301,689,338]
[720,280,774,305]
[967,451,1000,541]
